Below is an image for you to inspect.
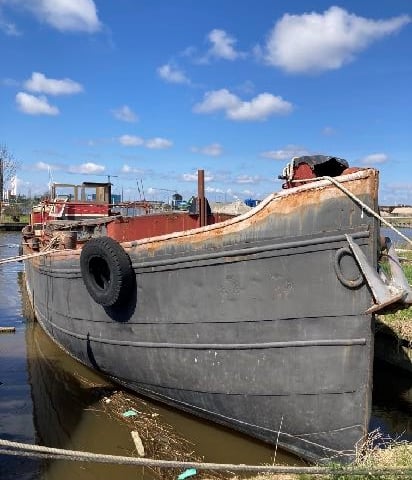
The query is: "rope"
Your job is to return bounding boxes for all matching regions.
[0,439,411,476]
[294,175,412,246]
[0,233,69,266]
[0,248,61,265]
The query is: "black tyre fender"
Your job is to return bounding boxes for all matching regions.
[80,237,134,307]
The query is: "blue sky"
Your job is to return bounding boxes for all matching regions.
[1,0,411,205]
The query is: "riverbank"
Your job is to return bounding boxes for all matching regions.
[0,214,28,231]
[383,217,412,228]
[0,222,27,231]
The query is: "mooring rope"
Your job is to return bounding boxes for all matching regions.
[0,234,69,266]
[293,175,412,247]
[0,439,411,476]
[0,249,61,266]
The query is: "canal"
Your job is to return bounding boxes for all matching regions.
[0,231,411,480]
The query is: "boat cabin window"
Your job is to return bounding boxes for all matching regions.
[50,182,111,203]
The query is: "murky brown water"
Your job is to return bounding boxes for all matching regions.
[0,231,411,480]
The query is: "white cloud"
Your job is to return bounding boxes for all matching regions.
[236,80,255,95]
[380,183,412,205]
[205,186,224,194]
[34,161,61,171]
[145,137,173,149]
[13,0,101,33]
[119,135,144,147]
[35,161,51,171]
[1,78,19,87]
[182,173,198,182]
[193,89,239,113]
[121,164,145,174]
[24,72,83,95]
[118,135,172,149]
[193,88,293,121]
[207,29,244,60]
[191,143,223,157]
[263,6,411,73]
[16,92,59,115]
[322,126,336,136]
[385,182,412,191]
[157,64,190,84]
[69,162,105,174]
[180,46,197,57]
[359,153,389,165]
[182,172,214,182]
[260,145,310,160]
[235,175,261,185]
[112,105,138,122]
[228,93,292,121]
[0,14,21,36]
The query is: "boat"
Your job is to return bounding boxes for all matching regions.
[21,155,412,463]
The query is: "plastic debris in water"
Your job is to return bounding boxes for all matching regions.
[177,468,197,480]
[131,430,145,457]
[122,409,138,417]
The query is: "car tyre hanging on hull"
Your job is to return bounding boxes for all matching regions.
[80,236,134,307]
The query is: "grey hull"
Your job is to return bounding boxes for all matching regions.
[24,170,379,463]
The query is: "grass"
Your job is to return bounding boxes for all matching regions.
[243,432,412,480]
[376,245,412,343]
[0,214,29,223]
[299,431,412,480]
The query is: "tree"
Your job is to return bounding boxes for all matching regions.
[0,144,20,219]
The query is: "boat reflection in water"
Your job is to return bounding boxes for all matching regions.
[22,282,299,480]
[23,285,146,480]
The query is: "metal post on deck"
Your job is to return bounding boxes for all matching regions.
[198,169,206,227]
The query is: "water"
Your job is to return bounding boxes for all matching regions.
[0,231,411,479]
[381,227,412,247]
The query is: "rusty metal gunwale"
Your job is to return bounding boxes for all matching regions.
[25,169,376,269]
[25,169,376,261]
[121,169,376,249]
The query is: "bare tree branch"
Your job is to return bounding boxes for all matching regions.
[0,145,21,213]
[0,144,20,184]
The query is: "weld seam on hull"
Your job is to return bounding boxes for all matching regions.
[48,321,366,349]
[120,378,357,397]
[117,382,364,438]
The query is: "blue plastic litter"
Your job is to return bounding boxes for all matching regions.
[177,468,197,480]
[122,409,138,417]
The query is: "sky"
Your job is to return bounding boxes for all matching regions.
[0,0,411,205]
